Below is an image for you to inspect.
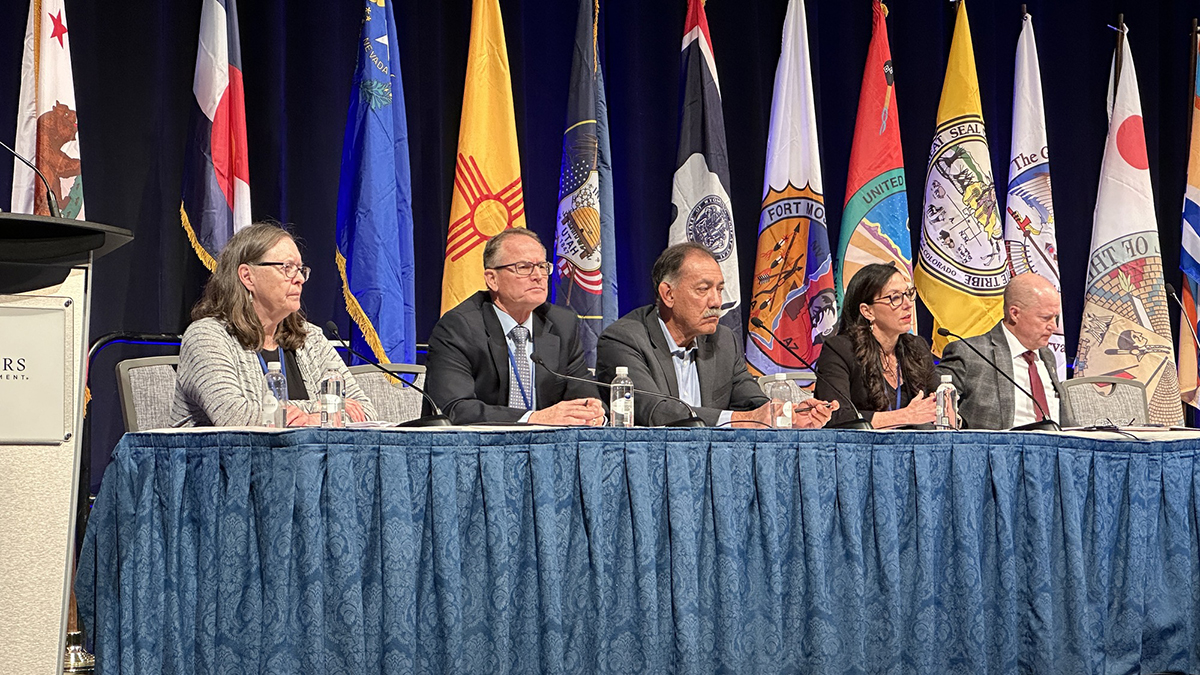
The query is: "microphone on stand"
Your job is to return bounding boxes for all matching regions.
[0,137,62,218]
[749,317,872,429]
[936,327,1060,432]
[323,321,452,427]
[1165,283,1200,349]
[529,353,706,427]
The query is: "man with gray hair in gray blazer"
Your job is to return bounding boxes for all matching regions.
[595,242,837,428]
[937,273,1064,429]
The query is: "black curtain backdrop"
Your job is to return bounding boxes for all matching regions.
[0,0,1194,487]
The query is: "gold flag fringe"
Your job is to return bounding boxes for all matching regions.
[179,203,218,272]
[336,250,402,383]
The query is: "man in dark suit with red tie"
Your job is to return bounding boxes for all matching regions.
[937,273,1064,429]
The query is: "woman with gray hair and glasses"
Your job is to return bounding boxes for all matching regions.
[170,222,375,427]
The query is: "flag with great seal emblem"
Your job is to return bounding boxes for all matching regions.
[441,0,526,314]
[915,0,1007,355]
[746,0,836,376]
[669,0,741,336]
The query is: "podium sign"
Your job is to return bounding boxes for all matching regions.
[0,299,72,444]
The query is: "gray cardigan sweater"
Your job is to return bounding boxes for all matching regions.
[170,317,376,427]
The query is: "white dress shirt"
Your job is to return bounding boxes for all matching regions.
[1001,324,1060,426]
[494,305,536,422]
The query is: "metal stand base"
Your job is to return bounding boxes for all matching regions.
[63,631,94,673]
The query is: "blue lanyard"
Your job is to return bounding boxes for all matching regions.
[507,348,532,410]
[257,346,286,374]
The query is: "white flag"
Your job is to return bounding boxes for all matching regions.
[1076,29,1182,426]
[11,0,85,219]
[1005,14,1065,379]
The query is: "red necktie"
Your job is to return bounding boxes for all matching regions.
[1021,351,1050,420]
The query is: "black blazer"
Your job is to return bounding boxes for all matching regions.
[425,291,599,424]
[595,304,767,426]
[815,333,940,426]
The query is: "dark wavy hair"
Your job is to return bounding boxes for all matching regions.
[191,222,308,351]
[837,263,934,410]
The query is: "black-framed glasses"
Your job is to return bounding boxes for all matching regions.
[253,261,311,281]
[490,260,553,277]
[872,287,917,309]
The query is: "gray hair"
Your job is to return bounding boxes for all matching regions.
[482,228,544,269]
[652,242,717,304]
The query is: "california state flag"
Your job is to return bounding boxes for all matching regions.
[11,0,85,219]
[1076,29,1182,426]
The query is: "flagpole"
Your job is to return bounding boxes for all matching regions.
[1188,19,1198,148]
[1114,13,1126,95]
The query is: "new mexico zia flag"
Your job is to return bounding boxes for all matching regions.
[441,0,526,314]
[1077,30,1182,426]
[915,0,1007,355]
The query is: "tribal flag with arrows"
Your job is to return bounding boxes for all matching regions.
[1077,28,1182,426]
[1005,13,1064,379]
[12,0,85,219]
[915,0,1007,355]
[746,0,836,375]
[1180,31,1200,408]
[837,0,910,303]
[441,0,526,313]
[552,0,618,367]
[669,0,741,335]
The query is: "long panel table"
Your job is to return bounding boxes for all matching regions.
[76,427,1200,674]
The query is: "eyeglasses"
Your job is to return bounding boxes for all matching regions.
[253,261,311,281]
[872,287,917,309]
[490,260,553,277]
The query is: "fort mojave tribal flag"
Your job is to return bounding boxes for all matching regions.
[837,0,910,303]
[441,0,526,314]
[180,0,250,270]
[334,0,417,365]
[552,0,618,367]
[914,0,1007,355]
[1180,31,1200,409]
[12,0,85,219]
[1005,13,1065,379]
[1077,29,1182,426]
[669,0,741,335]
[746,0,836,376]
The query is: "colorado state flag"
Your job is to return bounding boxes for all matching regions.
[180,0,251,269]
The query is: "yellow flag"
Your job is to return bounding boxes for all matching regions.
[441,0,526,314]
[915,0,1007,354]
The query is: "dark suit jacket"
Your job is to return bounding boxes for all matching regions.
[425,291,599,424]
[815,333,941,427]
[594,304,767,426]
[936,321,1062,429]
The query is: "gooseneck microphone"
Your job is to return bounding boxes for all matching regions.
[749,317,872,430]
[323,321,452,427]
[1165,283,1200,349]
[936,327,1060,432]
[529,353,706,427]
[0,137,62,218]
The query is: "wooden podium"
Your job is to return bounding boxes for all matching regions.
[0,214,131,674]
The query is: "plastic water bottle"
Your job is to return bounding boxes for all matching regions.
[935,374,959,429]
[610,366,634,428]
[764,373,798,428]
[264,361,288,427]
[261,393,280,428]
[319,368,345,428]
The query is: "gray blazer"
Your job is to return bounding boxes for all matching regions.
[936,321,1062,429]
[595,305,767,426]
[170,317,376,426]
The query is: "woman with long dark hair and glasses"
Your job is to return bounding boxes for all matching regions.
[170,222,375,427]
[815,262,938,428]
